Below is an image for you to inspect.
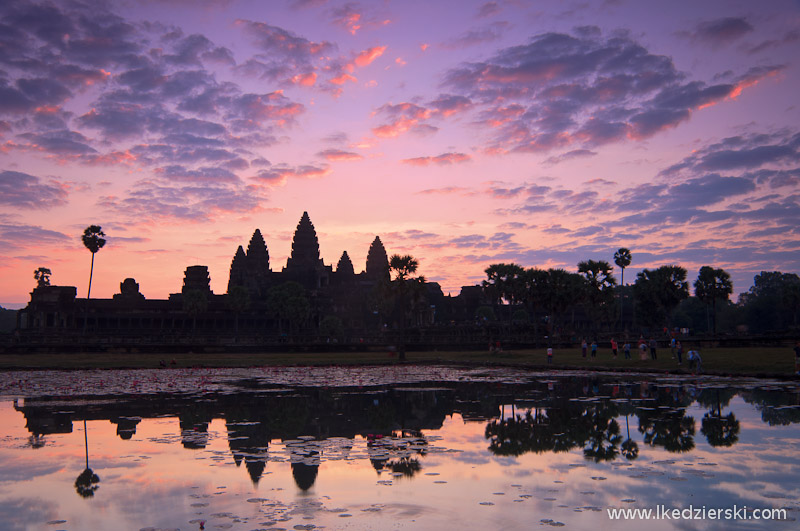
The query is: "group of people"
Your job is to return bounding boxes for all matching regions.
[578,337,703,372]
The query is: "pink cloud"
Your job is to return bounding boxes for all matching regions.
[415,186,473,195]
[290,72,318,86]
[252,164,331,186]
[318,149,363,161]
[354,46,387,67]
[402,152,472,166]
[331,73,357,85]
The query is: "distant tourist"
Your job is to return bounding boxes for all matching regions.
[670,337,677,359]
[649,338,658,360]
[638,338,647,360]
[590,340,598,358]
[547,347,553,364]
[623,341,631,360]
[676,340,683,365]
[687,350,702,373]
[610,338,618,359]
[581,338,588,358]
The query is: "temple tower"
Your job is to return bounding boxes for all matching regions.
[182,266,212,294]
[227,245,247,293]
[285,212,322,271]
[336,251,355,276]
[365,236,389,281]
[283,212,331,288]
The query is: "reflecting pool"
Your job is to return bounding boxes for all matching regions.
[1,366,799,530]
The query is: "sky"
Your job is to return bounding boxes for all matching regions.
[1,0,799,307]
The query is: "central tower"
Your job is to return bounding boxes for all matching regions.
[285,211,322,271]
[283,211,331,288]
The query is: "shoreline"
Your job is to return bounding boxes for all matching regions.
[1,347,798,380]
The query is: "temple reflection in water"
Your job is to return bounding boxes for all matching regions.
[12,376,800,491]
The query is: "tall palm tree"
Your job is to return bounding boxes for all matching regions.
[82,225,106,332]
[389,254,425,361]
[613,248,632,286]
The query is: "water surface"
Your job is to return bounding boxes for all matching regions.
[1,366,799,530]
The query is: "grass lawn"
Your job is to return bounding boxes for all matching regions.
[0,346,797,378]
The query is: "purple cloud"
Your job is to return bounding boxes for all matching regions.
[0,170,69,209]
[690,17,754,46]
[440,29,783,153]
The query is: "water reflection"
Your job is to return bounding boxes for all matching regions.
[9,376,800,489]
[2,368,799,529]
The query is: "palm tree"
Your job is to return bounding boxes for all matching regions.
[577,259,617,332]
[613,248,632,286]
[81,225,106,332]
[614,248,632,326]
[389,254,425,361]
[694,266,733,335]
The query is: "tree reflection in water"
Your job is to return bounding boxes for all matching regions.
[699,389,740,447]
[9,372,800,494]
[75,419,100,498]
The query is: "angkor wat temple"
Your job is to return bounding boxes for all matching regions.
[14,212,488,349]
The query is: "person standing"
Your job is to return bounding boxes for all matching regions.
[670,337,677,359]
[649,337,658,360]
[581,338,588,358]
[676,340,683,365]
[610,338,618,359]
[623,341,631,360]
[547,346,553,365]
[591,340,598,358]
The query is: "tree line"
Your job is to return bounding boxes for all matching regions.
[481,248,800,336]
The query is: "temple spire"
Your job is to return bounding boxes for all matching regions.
[365,236,389,281]
[285,211,322,271]
[336,251,355,277]
[227,245,247,292]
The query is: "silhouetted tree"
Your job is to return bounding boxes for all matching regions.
[614,248,632,286]
[634,265,689,328]
[543,268,587,335]
[614,248,632,324]
[389,254,426,360]
[578,259,617,331]
[33,267,52,287]
[81,225,106,332]
[694,266,733,335]
[483,263,526,308]
[739,271,800,332]
[82,225,106,300]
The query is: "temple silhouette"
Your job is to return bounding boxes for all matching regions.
[14,212,487,349]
